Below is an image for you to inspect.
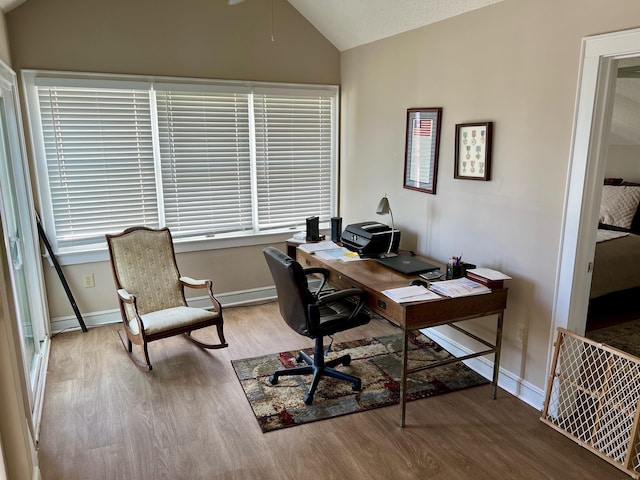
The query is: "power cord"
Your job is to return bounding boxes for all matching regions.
[324,335,334,356]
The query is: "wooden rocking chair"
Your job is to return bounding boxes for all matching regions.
[106,226,227,371]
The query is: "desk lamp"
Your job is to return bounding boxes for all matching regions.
[376,194,396,257]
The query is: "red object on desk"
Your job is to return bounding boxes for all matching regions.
[466,270,505,289]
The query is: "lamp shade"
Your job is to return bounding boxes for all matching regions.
[376,196,390,215]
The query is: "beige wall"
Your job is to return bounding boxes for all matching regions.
[607,145,640,182]
[340,0,640,390]
[6,0,340,319]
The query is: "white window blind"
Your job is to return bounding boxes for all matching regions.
[25,71,338,255]
[156,88,252,237]
[36,84,157,249]
[254,93,333,230]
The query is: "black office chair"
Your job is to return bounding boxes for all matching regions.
[263,246,371,404]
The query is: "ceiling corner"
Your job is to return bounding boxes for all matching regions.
[0,0,26,13]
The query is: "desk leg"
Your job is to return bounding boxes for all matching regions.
[400,328,409,427]
[491,312,504,400]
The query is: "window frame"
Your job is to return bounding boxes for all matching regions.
[21,70,339,265]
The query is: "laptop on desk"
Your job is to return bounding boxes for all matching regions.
[375,255,439,275]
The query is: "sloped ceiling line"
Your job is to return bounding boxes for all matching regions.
[1,0,505,52]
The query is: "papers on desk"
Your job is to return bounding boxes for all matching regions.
[428,278,491,298]
[298,241,362,261]
[468,268,512,281]
[382,285,441,303]
[298,240,341,254]
[315,247,362,262]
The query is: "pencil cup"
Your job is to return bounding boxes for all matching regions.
[446,264,465,280]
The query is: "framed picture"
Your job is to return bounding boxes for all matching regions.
[403,107,442,194]
[454,122,493,181]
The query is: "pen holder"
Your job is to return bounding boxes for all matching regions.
[446,264,465,280]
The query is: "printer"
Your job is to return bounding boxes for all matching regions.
[341,221,401,258]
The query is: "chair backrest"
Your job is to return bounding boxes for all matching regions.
[263,247,316,338]
[106,227,186,315]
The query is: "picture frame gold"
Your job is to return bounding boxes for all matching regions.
[403,107,442,194]
[454,122,493,181]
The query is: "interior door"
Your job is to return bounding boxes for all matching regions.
[0,61,49,430]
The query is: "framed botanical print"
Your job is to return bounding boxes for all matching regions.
[454,122,493,181]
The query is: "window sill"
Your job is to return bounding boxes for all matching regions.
[50,228,327,266]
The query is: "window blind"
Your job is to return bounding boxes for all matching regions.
[254,93,333,230]
[156,89,252,237]
[37,85,157,249]
[26,71,338,254]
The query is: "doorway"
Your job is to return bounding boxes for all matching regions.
[553,28,640,359]
[0,60,50,436]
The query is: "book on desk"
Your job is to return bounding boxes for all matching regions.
[465,268,512,289]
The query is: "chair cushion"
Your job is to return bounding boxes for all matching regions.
[131,306,221,336]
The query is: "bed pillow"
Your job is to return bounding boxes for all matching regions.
[599,185,640,231]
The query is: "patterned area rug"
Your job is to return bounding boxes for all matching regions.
[587,318,640,358]
[232,331,488,432]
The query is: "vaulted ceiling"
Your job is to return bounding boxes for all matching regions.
[0,0,504,51]
[286,0,504,51]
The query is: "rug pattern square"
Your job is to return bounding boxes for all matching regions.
[232,331,489,432]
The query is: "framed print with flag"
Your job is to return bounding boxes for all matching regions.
[403,107,442,194]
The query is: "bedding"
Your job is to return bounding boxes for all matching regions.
[590,180,640,299]
[590,231,640,298]
[599,185,640,232]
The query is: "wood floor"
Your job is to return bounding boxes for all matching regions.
[38,302,626,480]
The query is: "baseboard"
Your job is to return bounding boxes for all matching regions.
[422,326,545,411]
[49,286,278,334]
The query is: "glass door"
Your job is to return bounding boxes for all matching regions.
[0,61,49,431]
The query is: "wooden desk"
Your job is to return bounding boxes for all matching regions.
[298,250,508,427]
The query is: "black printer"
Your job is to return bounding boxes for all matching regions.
[341,221,401,258]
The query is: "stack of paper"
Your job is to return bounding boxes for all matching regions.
[382,285,441,303]
[298,240,342,254]
[467,268,512,281]
[428,278,491,298]
[315,247,362,262]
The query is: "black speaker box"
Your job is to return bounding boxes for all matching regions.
[306,216,320,241]
[331,217,342,242]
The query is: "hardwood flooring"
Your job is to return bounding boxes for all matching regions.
[38,302,626,479]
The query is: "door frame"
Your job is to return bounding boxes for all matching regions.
[0,60,50,438]
[551,28,640,364]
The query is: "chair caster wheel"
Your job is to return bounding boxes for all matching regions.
[304,393,314,405]
[296,353,304,363]
[342,355,351,366]
[269,375,278,385]
[352,380,361,391]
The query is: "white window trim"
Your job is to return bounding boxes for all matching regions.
[21,70,339,266]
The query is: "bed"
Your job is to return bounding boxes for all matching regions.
[590,181,640,299]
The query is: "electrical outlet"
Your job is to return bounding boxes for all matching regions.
[82,273,95,288]
[517,324,527,342]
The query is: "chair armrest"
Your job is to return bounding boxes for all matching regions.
[319,288,365,303]
[116,288,145,335]
[180,276,212,289]
[318,288,368,320]
[117,288,135,303]
[303,267,329,294]
[179,277,221,314]
[303,266,329,277]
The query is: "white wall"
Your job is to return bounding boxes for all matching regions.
[340,0,640,399]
